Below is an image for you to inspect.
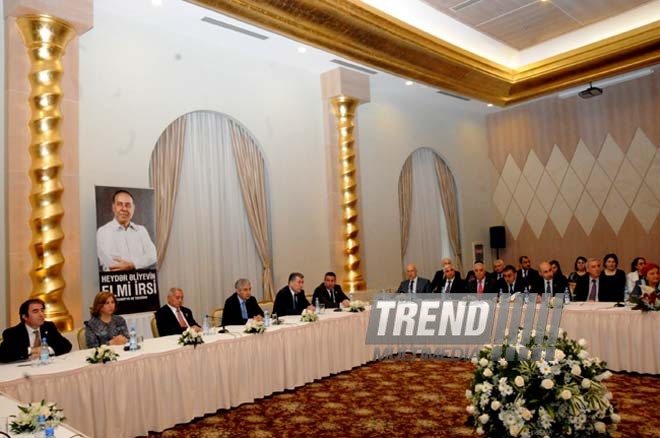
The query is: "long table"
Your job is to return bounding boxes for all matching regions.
[0,309,375,437]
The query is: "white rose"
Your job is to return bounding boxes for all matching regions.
[611,413,621,423]
[541,379,554,389]
[554,349,566,361]
[514,376,525,387]
[483,368,493,377]
[479,358,489,367]
[571,365,582,376]
[594,421,606,433]
[466,405,476,414]
[479,413,490,424]
[475,384,483,393]
[605,392,613,400]
[499,358,508,367]
[560,389,572,400]
[476,427,484,435]
[490,400,501,411]
[520,408,532,420]
[578,350,588,359]
[466,390,473,398]
[471,357,478,364]
[581,378,592,389]
[578,338,587,347]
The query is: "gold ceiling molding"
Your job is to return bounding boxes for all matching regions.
[187,0,660,106]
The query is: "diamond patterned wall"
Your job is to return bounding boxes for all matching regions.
[494,128,660,239]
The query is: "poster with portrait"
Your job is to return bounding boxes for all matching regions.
[95,186,160,314]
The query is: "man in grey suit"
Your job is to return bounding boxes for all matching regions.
[397,263,431,294]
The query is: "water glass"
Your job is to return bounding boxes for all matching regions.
[319,304,326,314]
[137,335,144,346]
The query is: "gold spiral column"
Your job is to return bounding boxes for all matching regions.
[330,96,366,292]
[17,15,76,331]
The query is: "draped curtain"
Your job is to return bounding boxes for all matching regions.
[433,155,463,272]
[156,111,265,316]
[400,148,455,279]
[398,156,413,263]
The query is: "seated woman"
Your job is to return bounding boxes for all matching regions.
[631,262,659,298]
[549,259,567,283]
[600,253,627,302]
[85,291,129,349]
[626,256,646,292]
[567,256,588,293]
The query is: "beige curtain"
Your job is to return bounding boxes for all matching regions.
[433,155,463,272]
[149,116,187,267]
[227,120,275,301]
[398,156,414,264]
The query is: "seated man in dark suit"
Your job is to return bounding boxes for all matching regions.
[154,287,201,336]
[430,258,462,293]
[466,262,496,295]
[0,298,72,363]
[533,261,569,303]
[312,272,349,309]
[573,259,616,302]
[437,265,465,294]
[273,272,315,316]
[396,264,431,294]
[221,278,264,326]
[494,265,527,297]
[518,255,540,288]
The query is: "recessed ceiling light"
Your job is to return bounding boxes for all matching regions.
[151,0,163,6]
[405,80,413,86]
[487,103,494,107]
[297,46,307,53]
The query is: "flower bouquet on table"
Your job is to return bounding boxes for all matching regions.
[630,285,660,312]
[9,400,65,434]
[466,329,620,437]
[244,319,266,334]
[300,308,319,322]
[86,344,119,364]
[178,327,204,348]
[348,300,366,312]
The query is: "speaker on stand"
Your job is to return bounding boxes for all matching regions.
[489,226,506,259]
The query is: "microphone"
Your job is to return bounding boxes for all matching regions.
[217,325,227,334]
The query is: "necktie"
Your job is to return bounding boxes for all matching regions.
[293,293,298,308]
[477,280,484,294]
[176,309,187,328]
[546,281,551,295]
[409,280,414,293]
[588,280,597,301]
[523,270,527,278]
[33,330,41,348]
[240,300,248,320]
[329,289,335,303]
[509,284,513,294]
[444,280,452,294]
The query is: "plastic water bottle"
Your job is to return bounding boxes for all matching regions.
[35,415,46,438]
[40,337,50,365]
[315,298,320,314]
[264,309,270,327]
[202,314,210,335]
[523,286,530,304]
[497,288,503,303]
[563,287,571,304]
[624,285,630,303]
[349,291,354,303]
[128,325,138,351]
[45,425,55,437]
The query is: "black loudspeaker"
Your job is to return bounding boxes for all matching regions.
[490,226,506,249]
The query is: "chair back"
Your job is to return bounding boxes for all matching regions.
[77,327,87,350]
[211,308,223,327]
[150,317,159,338]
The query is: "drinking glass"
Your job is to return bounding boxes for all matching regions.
[319,304,325,314]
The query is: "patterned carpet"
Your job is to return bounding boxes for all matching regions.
[145,358,660,437]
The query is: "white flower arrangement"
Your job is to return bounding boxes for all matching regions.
[630,285,660,312]
[466,330,619,437]
[9,400,65,434]
[348,300,366,312]
[244,319,266,334]
[86,344,119,364]
[178,327,204,348]
[300,309,319,322]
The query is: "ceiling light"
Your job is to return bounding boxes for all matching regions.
[405,80,413,86]
[151,0,163,6]
[297,46,307,53]
[487,103,493,107]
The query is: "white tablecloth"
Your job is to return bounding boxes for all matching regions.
[0,309,374,437]
[0,392,87,437]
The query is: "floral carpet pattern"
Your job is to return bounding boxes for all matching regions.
[145,358,659,437]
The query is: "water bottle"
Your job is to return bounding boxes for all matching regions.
[315,298,320,314]
[497,288,503,303]
[202,314,210,335]
[128,325,138,351]
[264,309,271,327]
[349,291,354,303]
[35,415,46,438]
[45,425,55,437]
[563,287,571,304]
[523,286,530,304]
[40,337,50,365]
[624,285,630,303]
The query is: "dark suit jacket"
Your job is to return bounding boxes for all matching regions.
[437,277,465,294]
[312,283,348,309]
[154,305,199,337]
[273,286,311,316]
[530,276,569,297]
[221,293,264,326]
[518,268,540,288]
[574,276,621,302]
[0,321,72,363]
[430,271,462,293]
[488,271,504,283]
[396,277,431,294]
[466,278,496,295]
[494,279,527,295]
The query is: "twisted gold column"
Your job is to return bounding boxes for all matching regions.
[17,15,75,331]
[330,96,366,292]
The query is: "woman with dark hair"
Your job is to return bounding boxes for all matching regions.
[567,256,588,298]
[549,260,566,281]
[627,257,646,292]
[600,253,626,302]
[85,291,129,349]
